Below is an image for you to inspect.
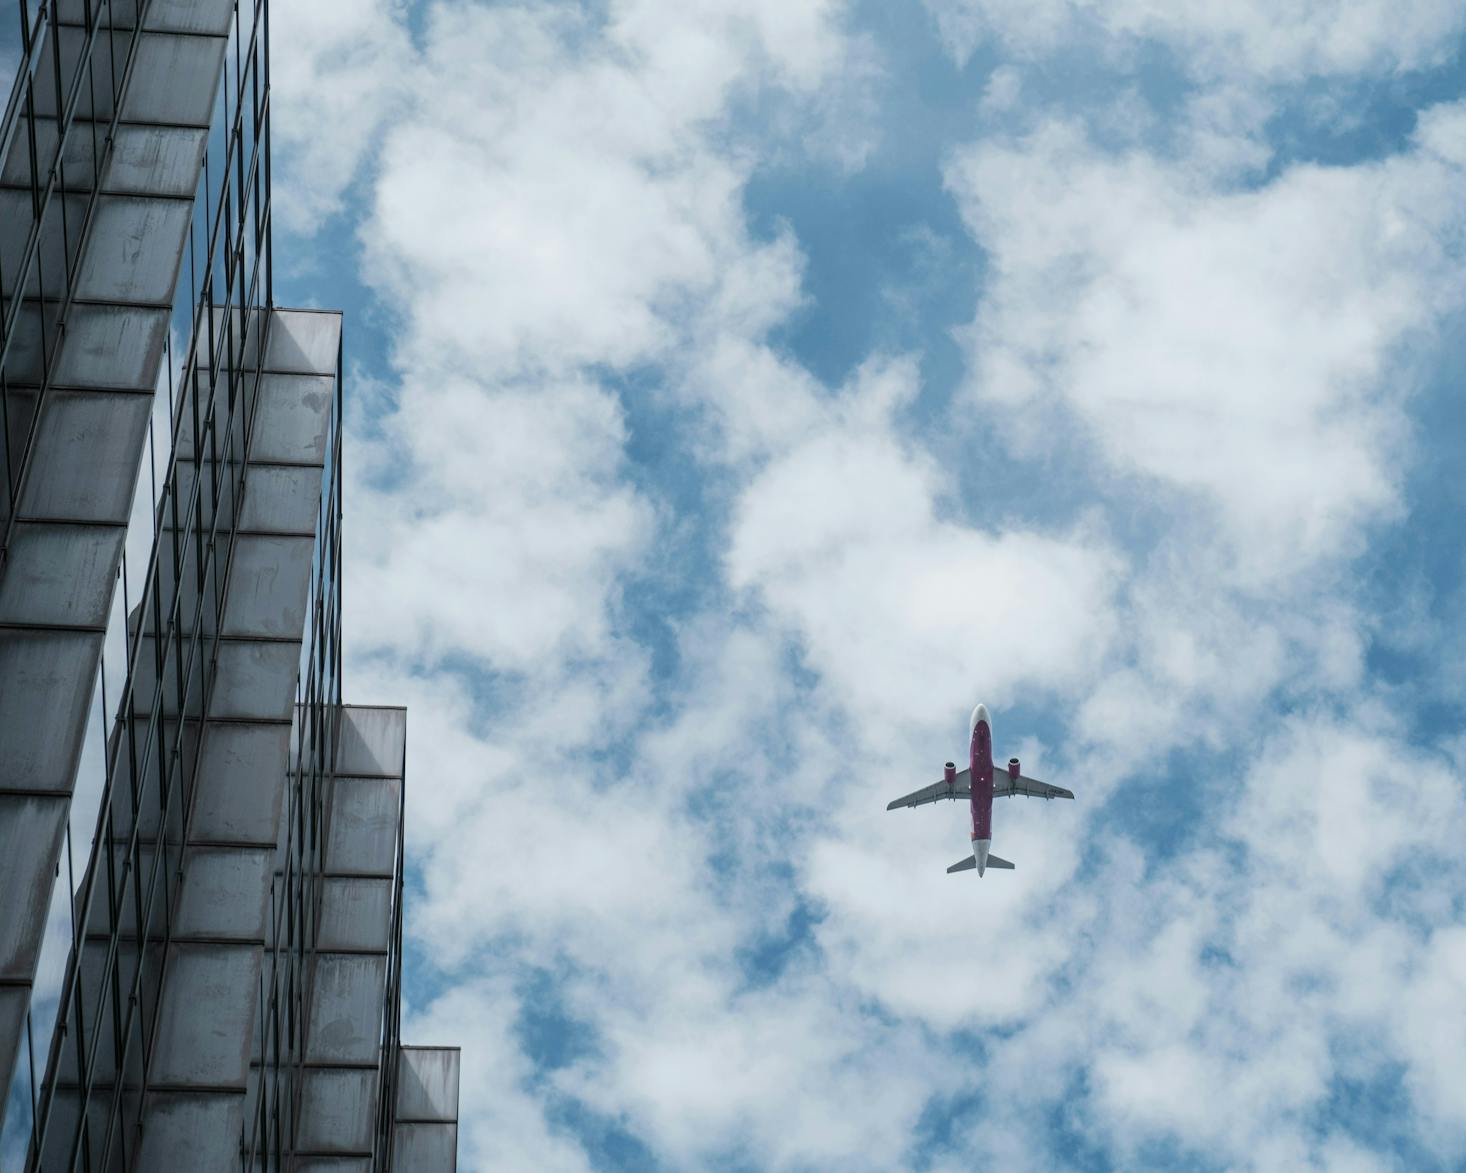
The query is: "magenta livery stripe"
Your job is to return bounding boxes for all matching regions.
[970,717,994,842]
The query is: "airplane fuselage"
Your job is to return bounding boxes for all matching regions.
[970,704,994,874]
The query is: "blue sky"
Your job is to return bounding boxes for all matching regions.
[269,2,1466,1169]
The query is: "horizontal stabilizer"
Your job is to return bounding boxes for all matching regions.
[986,854,1015,870]
[946,855,976,873]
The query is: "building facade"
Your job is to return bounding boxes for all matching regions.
[0,1,457,1168]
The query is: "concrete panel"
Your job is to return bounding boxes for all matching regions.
[325,778,401,877]
[240,463,325,535]
[0,794,68,978]
[221,535,315,639]
[210,639,301,721]
[175,847,272,940]
[307,954,388,1064]
[264,311,341,376]
[0,522,123,627]
[397,1047,461,1123]
[0,628,99,790]
[194,306,267,374]
[3,303,168,390]
[122,34,227,127]
[318,878,394,953]
[57,0,235,35]
[133,1091,245,1173]
[17,390,152,522]
[25,28,121,121]
[250,374,334,465]
[336,707,406,778]
[151,942,260,1087]
[105,124,209,197]
[75,196,192,304]
[191,722,289,844]
[297,1068,376,1155]
[392,1123,458,1171]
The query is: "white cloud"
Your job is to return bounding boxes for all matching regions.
[925,0,1466,81]
[946,109,1466,581]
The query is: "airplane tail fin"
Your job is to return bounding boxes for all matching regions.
[946,854,1015,874]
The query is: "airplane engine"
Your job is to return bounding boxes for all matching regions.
[1008,758,1021,780]
[944,762,957,784]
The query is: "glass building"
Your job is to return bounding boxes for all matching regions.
[0,1,458,1168]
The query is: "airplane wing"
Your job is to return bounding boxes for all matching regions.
[994,772,1074,800]
[886,769,971,810]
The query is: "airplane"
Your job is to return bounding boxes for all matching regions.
[886,704,1073,876]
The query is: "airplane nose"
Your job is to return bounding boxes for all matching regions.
[972,703,989,729]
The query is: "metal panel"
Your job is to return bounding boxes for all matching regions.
[249,374,334,465]
[190,723,289,843]
[325,778,402,876]
[132,1092,246,1173]
[0,116,95,190]
[0,523,123,627]
[0,628,99,790]
[336,707,406,777]
[239,463,325,535]
[210,639,302,721]
[121,33,228,128]
[75,196,193,304]
[17,390,152,522]
[0,191,86,298]
[55,0,232,37]
[0,794,68,978]
[263,310,341,376]
[392,1123,459,1171]
[175,847,273,940]
[150,943,260,1086]
[105,125,209,197]
[306,954,388,1064]
[396,1047,461,1123]
[25,28,121,121]
[317,878,394,952]
[3,303,169,390]
[221,535,315,639]
[293,1160,373,1173]
[297,1068,377,1154]
[0,986,27,1104]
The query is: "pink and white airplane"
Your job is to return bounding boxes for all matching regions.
[886,704,1073,876]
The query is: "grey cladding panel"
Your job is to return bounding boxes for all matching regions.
[293,1161,373,1173]
[222,535,315,639]
[175,847,273,940]
[397,1047,461,1123]
[151,943,260,1087]
[18,391,152,523]
[0,191,85,298]
[326,778,402,876]
[133,1091,245,1173]
[240,463,325,535]
[191,723,289,843]
[0,794,68,978]
[0,628,99,790]
[0,116,96,190]
[211,639,302,721]
[0,523,123,627]
[76,196,192,304]
[306,953,388,1064]
[318,878,394,952]
[105,125,209,196]
[121,34,227,127]
[55,0,232,30]
[264,311,342,375]
[250,374,334,465]
[297,1068,377,1154]
[0,987,27,1101]
[392,1123,459,1172]
[3,304,169,390]
[337,707,406,777]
